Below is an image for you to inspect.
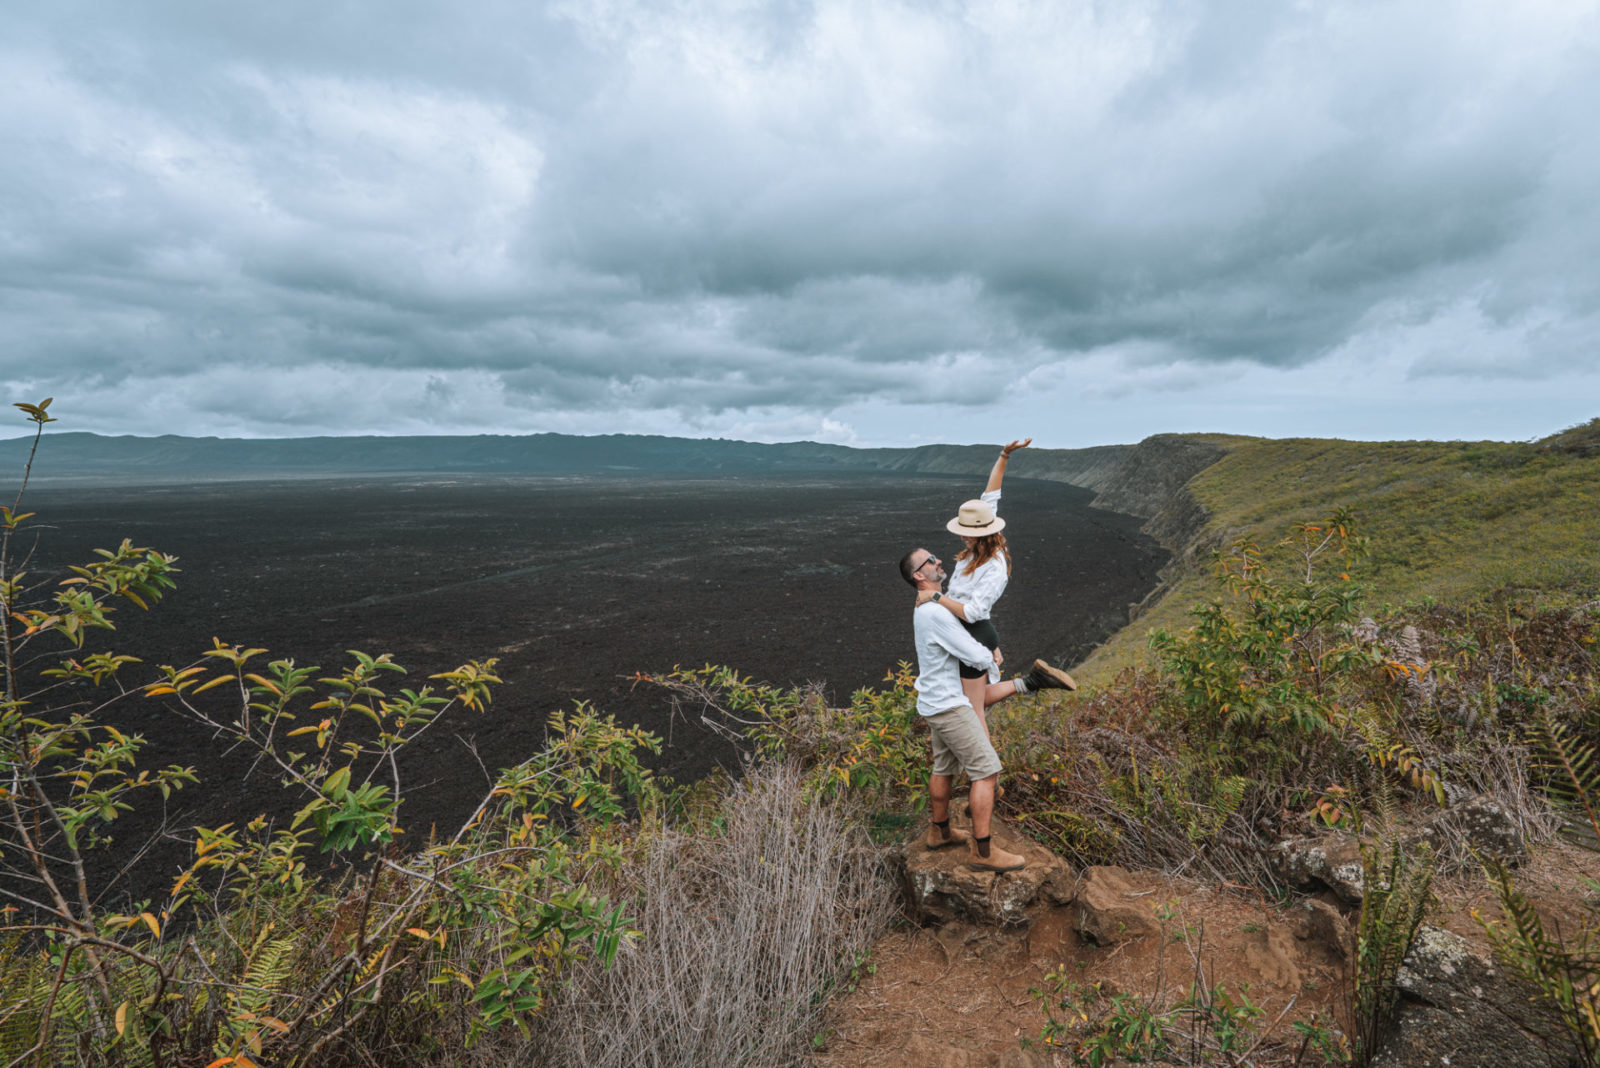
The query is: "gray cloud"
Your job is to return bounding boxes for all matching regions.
[2,0,1597,443]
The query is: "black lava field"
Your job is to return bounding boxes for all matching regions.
[17,472,1166,904]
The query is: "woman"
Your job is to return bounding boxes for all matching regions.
[919,438,1072,728]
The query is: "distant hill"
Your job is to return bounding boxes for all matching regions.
[0,430,1056,479]
[0,430,1232,528]
[0,431,882,480]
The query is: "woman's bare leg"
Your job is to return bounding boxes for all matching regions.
[961,675,989,733]
[983,680,1020,709]
[964,676,1024,732]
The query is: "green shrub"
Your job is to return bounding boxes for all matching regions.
[640,661,926,805]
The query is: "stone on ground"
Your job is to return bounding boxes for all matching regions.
[1370,925,1579,1068]
[1275,833,1365,904]
[1071,865,1162,946]
[897,810,1073,927]
[1408,794,1529,865]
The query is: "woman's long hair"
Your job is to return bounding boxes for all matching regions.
[956,532,1011,576]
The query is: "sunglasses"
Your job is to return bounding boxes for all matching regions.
[915,553,940,572]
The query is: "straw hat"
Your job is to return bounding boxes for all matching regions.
[946,498,1005,537]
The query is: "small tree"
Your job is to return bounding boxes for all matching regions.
[1149,510,1375,759]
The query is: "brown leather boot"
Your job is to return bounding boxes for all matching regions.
[926,822,970,850]
[968,837,1027,873]
[1023,659,1077,692]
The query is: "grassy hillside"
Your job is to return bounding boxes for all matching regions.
[1076,418,1600,683]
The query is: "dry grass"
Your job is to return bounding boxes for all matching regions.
[516,763,897,1068]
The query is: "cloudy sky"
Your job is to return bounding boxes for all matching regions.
[3,1,1598,448]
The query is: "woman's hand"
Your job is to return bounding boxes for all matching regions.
[993,647,1004,667]
[1000,438,1032,458]
[915,589,937,605]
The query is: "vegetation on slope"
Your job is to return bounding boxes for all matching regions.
[1078,419,1600,683]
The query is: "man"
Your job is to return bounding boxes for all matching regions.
[900,546,1077,873]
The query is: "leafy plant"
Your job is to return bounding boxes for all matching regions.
[0,401,657,1066]
[640,661,926,804]
[1150,510,1375,761]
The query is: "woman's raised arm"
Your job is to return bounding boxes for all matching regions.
[984,438,1031,494]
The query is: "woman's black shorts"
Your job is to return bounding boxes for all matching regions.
[958,619,1001,679]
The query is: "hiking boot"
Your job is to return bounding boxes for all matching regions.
[926,823,970,850]
[968,840,1027,873]
[1023,659,1078,692]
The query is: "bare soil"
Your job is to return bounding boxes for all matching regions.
[809,838,1598,1067]
[811,870,1351,1067]
[14,472,1166,907]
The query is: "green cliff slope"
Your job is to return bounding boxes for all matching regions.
[1075,418,1600,683]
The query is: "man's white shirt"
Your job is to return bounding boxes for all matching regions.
[912,601,999,718]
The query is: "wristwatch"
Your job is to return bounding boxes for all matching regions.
[931,592,942,603]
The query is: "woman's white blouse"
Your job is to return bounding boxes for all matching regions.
[946,489,1007,622]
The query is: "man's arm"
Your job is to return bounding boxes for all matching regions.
[923,606,996,672]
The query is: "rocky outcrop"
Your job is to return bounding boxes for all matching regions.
[898,816,1175,951]
[1088,435,1233,523]
[1371,925,1579,1068]
[1072,866,1163,945]
[897,815,1075,928]
[1276,833,1366,905]
[1277,796,1529,902]
[1412,795,1528,866]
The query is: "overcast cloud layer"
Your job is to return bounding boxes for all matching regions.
[3,1,1598,447]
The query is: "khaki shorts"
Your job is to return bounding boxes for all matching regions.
[925,704,1003,780]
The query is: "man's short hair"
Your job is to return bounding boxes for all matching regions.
[899,549,924,587]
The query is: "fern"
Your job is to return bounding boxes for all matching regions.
[1352,840,1432,1066]
[1534,704,1600,851]
[1480,860,1599,1063]
[1478,701,1600,1064]
[214,925,301,1059]
[0,940,158,1068]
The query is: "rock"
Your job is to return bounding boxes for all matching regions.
[1369,925,1579,1068]
[1408,794,1528,866]
[1290,897,1354,963]
[898,817,1074,928]
[1277,798,1525,906]
[1073,866,1161,945]
[1275,833,1365,905]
